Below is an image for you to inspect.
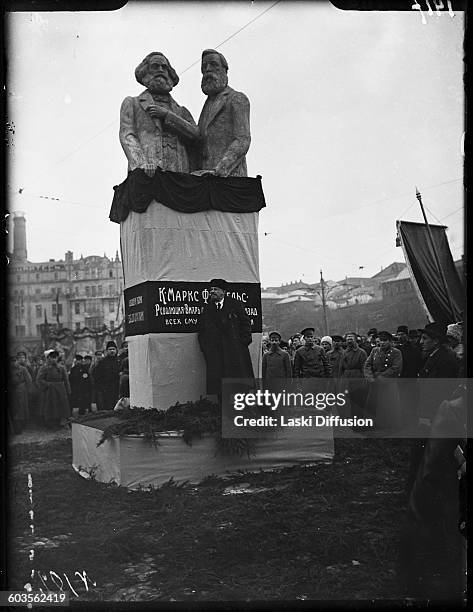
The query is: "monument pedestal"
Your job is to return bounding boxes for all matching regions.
[72,418,334,489]
[121,200,262,410]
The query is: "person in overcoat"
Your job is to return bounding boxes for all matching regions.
[68,354,92,415]
[93,341,120,411]
[36,350,71,429]
[9,355,33,433]
[364,330,403,430]
[198,278,254,397]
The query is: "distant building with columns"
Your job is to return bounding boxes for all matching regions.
[8,213,124,353]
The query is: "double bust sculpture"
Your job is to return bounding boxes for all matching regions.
[119,49,251,179]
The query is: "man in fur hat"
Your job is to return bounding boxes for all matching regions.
[198,279,254,397]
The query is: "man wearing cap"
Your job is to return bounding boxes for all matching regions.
[262,331,292,381]
[36,350,71,429]
[293,328,331,379]
[93,341,120,411]
[364,331,403,429]
[419,322,459,379]
[68,354,92,416]
[198,279,254,397]
[395,325,423,429]
[360,328,377,356]
[325,335,345,379]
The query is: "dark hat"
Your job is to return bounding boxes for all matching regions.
[16,350,27,357]
[331,335,344,342]
[268,330,282,340]
[367,328,378,336]
[48,350,59,358]
[396,325,409,334]
[94,350,104,356]
[106,340,117,350]
[84,355,93,360]
[300,327,315,336]
[209,278,228,289]
[378,331,393,341]
[74,354,83,360]
[408,329,419,338]
[421,322,447,341]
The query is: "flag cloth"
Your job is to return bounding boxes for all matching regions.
[397,221,464,324]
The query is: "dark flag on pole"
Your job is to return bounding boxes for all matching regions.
[396,220,464,324]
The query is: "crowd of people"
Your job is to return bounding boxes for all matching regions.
[8,340,129,433]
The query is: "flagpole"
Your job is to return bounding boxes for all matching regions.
[415,187,457,321]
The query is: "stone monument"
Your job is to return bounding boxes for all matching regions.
[114,50,264,410]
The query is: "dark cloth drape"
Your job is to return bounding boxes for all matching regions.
[110,168,266,223]
[397,221,465,324]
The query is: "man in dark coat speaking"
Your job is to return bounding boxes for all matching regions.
[198,279,254,397]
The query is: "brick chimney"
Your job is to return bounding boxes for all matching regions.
[13,212,27,262]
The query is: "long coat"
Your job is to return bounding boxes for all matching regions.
[198,86,251,177]
[364,346,403,429]
[9,363,32,424]
[119,90,199,174]
[198,296,254,395]
[36,363,71,422]
[93,355,120,411]
[68,363,92,412]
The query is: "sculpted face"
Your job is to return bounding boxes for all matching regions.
[144,55,174,94]
[201,52,228,95]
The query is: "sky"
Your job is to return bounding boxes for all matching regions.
[6,0,464,287]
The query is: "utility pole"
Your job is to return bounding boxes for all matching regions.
[320,269,329,335]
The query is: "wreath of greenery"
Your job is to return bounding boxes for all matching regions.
[71,399,258,458]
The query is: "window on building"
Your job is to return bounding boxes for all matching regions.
[92,286,97,297]
[36,324,42,336]
[109,270,113,278]
[14,305,20,318]
[85,286,90,297]
[36,273,40,281]
[15,325,25,337]
[16,275,21,282]
[74,286,79,295]
[52,303,63,317]
[36,305,42,318]
[75,302,80,314]
[109,301,115,313]
[109,284,114,295]
[110,321,115,330]
[35,288,41,295]
[54,272,58,280]
[75,322,81,331]
[98,285,103,296]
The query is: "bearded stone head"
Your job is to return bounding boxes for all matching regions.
[135,52,179,94]
[201,49,229,96]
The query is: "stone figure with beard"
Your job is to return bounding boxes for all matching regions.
[119,52,199,174]
[194,49,251,178]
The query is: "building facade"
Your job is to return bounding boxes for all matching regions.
[8,213,124,352]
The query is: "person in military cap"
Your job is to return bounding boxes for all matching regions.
[198,278,254,397]
[326,334,345,379]
[93,341,120,411]
[262,331,292,381]
[364,330,403,429]
[293,327,331,378]
[36,350,71,428]
[68,354,92,416]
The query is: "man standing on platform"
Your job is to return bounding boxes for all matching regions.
[198,279,254,398]
[93,341,120,411]
[119,52,199,175]
[195,49,251,177]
